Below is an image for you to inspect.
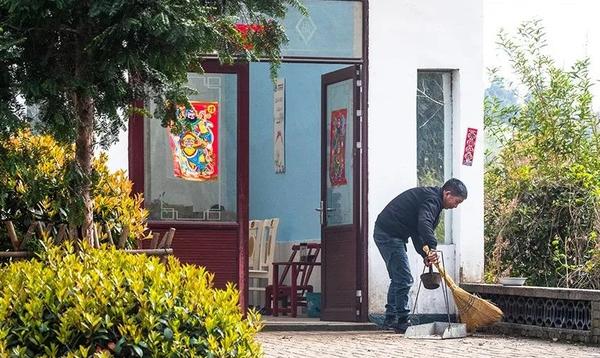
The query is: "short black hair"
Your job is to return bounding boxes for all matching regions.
[442,178,468,199]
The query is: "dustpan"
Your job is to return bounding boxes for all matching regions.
[405,250,467,339]
[405,322,467,339]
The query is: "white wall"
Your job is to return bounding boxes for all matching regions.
[368,0,484,315]
[105,128,129,173]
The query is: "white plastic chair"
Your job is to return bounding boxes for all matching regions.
[249,218,279,308]
[248,220,264,270]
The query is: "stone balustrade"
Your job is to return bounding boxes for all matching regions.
[461,283,600,344]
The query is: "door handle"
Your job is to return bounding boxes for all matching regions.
[315,201,335,225]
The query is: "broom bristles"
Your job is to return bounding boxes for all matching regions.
[435,261,503,332]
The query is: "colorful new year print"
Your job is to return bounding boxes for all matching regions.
[168,101,218,181]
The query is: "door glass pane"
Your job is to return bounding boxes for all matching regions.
[326,79,353,226]
[144,73,238,221]
[282,0,362,58]
[416,71,453,243]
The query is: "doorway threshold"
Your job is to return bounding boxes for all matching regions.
[262,316,378,332]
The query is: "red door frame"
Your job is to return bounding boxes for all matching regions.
[320,65,363,321]
[128,60,250,310]
[360,0,370,323]
[274,0,369,322]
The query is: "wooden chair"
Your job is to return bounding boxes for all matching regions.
[248,218,279,307]
[266,243,321,317]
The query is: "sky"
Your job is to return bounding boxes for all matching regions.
[484,0,600,109]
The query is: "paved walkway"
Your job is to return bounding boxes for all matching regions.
[257,331,600,358]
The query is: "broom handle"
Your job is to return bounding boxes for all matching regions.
[423,245,459,290]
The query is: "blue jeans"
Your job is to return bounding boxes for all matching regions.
[373,224,413,322]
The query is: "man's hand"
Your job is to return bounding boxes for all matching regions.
[424,251,439,267]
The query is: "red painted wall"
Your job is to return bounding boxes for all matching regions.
[146,226,239,289]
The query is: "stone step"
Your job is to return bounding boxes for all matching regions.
[262,316,379,332]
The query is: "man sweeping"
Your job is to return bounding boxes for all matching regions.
[374,178,468,333]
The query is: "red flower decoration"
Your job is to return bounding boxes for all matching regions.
[234,23,265,50]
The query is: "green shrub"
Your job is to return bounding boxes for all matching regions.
[0,130,148,248]
[0,243,262,357]
[484,21,600,288]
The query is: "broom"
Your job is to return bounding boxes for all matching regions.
[423,246,503,332]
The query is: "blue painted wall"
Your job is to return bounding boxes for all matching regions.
[249,63,345,243]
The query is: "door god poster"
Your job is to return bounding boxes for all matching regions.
[168,101,219,181]
[329,108,348,186]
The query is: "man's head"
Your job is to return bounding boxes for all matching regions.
[441,178,468,209]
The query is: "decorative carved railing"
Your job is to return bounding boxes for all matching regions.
[462,283,600,344]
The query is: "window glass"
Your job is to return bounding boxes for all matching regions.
[326,78,354,226]
[144,73,238,221]
[282,0,362,58]
[417,71,453,243]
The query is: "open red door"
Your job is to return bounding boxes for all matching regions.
[319,65,364,321]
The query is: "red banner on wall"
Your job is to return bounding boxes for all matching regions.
[329,109,348,186]
[168,101,219,181]
[462,127,478,166]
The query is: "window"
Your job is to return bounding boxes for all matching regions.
[326,78,354,226]
[281,0,362,59]
[416,71,453,243]
[144,72,238,222]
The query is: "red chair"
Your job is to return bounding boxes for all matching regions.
[265,243,321,317]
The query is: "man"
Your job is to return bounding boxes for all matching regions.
[374,178,468,333]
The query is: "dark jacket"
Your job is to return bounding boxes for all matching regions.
[375,187,443,258]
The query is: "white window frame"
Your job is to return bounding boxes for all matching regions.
[416,70,454,244]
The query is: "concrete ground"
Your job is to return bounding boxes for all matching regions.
[257,331,600,358]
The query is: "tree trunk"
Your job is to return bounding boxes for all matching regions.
[74,92,95,245]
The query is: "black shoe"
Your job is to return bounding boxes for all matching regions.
[394,321,411,334]
[381,316,397,330]
[393,317,410,334]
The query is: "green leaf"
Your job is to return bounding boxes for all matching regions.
[164,327,174,340]
[114,336,126,354]
[132,345,143,357]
